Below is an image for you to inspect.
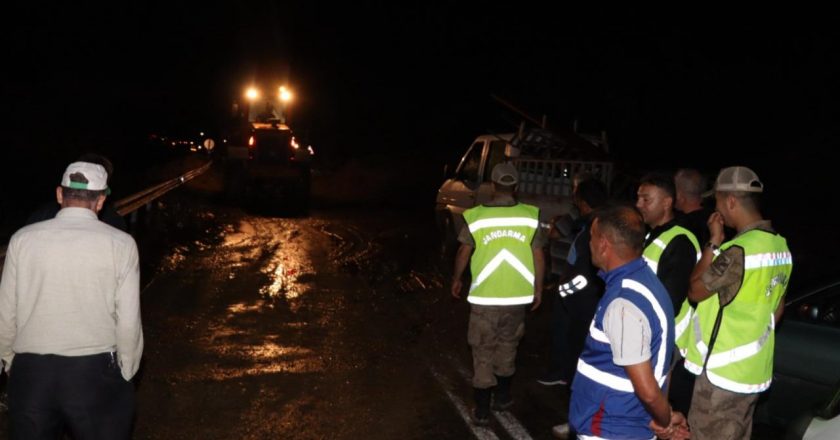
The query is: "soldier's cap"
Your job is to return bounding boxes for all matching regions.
[491,162,519,186]
[61,161,109,193]
[702,166,763,198]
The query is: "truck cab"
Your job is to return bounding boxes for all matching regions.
[435,129,613,260]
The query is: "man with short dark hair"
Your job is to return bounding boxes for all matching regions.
[540,178,607,388]
[451,162,545,425]
[636,172,702,419]
[569,204,689,439]
[0,161,143,439]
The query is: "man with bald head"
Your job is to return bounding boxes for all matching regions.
[674,168,713,246]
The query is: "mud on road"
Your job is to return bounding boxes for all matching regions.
[0,173,567,439]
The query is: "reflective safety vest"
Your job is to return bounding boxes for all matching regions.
[569,258,675,439]
[641,224,701,356]
[462,203,539,305]
[684,229,793,394]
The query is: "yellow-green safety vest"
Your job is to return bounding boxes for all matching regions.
[641,225,701,356]
[683,229,792,394]
[462,203,539,305]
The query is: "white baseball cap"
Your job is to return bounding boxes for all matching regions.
[61,161,109,192]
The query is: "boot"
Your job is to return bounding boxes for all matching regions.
[492,375,514,411]
[473,387,491,426]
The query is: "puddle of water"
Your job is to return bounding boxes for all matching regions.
[259,245,312,302]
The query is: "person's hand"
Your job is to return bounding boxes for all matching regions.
[451,278,463,299]
[650,410,690,439]
[530,289,542,311]
[707,212,725,245]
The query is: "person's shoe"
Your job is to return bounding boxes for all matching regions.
[491,375,513,411]
[551,423,570,439]
[536,372,569,386]
[472,387,491,426]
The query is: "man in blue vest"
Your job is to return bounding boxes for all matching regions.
[569,204,689,439]
[684,166,792,440]
[451,162,546,426]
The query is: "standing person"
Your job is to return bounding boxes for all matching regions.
[26,153,127,231]
[636,172,701,417]
[539,178,607,387]
[0,161,143,439]
[684,166,792,440]
[546,179,608,439]
[451,162,546,425]
[637,172,701,313]
[674,168,713,246]
[568,204,689,440]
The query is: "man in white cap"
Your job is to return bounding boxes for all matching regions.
[451,162,546,425]
[0,161,143,439]
[682,166,792,440]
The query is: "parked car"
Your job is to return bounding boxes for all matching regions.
[753,278,840,439]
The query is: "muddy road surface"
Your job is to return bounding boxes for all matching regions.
[124,189,566,439]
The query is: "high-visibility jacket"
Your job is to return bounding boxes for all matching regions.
[684,229,792,394]
[569,258,675,439]
[641,224,701,355]
[462,203,539,305]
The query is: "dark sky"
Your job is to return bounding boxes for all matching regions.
[5,5,839,166]
[4,5,840,268]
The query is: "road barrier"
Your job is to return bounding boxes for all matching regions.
[0,160,212,262]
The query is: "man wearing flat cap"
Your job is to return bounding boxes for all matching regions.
[450,162,546,425]
[0,161,143,439]
[681,166,792,440]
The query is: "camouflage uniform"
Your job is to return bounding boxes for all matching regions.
[467,304,526,387]
[687,221,773,440]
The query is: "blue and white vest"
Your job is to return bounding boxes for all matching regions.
[570,258,675,440]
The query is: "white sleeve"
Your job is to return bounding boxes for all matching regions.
[0,238,18,371]
[602,298,652,366]
[115,238,143,380]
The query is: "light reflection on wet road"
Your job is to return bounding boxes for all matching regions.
[125,205,475,439]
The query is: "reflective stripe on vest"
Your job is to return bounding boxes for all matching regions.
[468,217,540,233]
[577,358,635,393]
[642,226,701,276]
[684,229,792,393]
[642,225,700,352]
[674,299,694,357]
[463,204,539,306]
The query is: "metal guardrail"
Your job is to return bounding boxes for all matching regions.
[113,160,212,216]
[0,160,213,261]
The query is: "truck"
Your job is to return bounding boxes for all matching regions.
[224,86,312,211]
[435,125,613,267]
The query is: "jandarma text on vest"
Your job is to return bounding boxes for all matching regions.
[481,229,527,245]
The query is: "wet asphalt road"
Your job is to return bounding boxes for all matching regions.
[0,162,783,439]
[119,187,568,439]
[132,205,476,438]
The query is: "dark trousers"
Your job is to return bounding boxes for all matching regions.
[548,294,572,380]
[668,358,696,415]
[8,352,135,440]
[549,289,600,380]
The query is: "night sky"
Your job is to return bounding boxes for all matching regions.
[4,5,839,282]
